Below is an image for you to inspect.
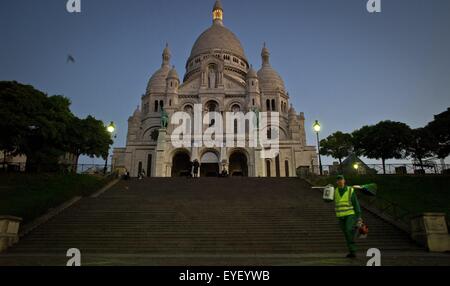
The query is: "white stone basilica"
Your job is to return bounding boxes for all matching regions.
[112,0,318,178]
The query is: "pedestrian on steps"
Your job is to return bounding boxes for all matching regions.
[123,169,130,180]
[138,169,146,180]
[192,160,200,178]
[334,175,362,258]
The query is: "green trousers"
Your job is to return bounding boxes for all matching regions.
[338,214,357,254]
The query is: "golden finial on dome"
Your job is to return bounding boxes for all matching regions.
[213,0,223,24]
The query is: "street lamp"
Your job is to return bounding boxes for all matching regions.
[353,163,360,175]
[107,122,116,134]
[104,121,116,175]
[313,120,323,176]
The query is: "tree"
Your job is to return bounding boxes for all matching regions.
[407,128,436,171]
[0,81,67,171]
[319,131,353,165]
[426,108,450,160]
[0,81,112,172]
[67,116,113,169]
[352,121,411,174]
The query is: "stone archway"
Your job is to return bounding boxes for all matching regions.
[200,151,220,177]
[229,151,248,177]
[171,151,191,177]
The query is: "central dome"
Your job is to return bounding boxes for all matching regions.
[189,23,246,60]
[184,0,249,82]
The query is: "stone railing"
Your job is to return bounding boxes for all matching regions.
[0,216,22,253]
[411,213,450,252]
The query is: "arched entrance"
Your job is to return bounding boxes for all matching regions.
[200,151,219,177]
[229,151,248,177]
[171,151,191,177]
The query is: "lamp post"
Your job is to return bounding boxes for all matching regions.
[313,120,323,176]
[353,163,360,175]
[104,121,116,175]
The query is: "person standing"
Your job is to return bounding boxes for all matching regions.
[123,169,130,180]
[138,169,146,180]
[192,160,200,178]
[334,175,362,258]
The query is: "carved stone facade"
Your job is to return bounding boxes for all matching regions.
[112,0,317,177]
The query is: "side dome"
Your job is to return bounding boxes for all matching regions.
[257,66,285,91]
[246,65,257,79]
[146,44,171,94]
[257,44,285,92]
[146,65,171,94]
[167,66,180,80]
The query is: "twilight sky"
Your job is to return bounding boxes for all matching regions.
[1,0,449,165]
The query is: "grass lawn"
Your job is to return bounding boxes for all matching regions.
[308,175,450,217]
[0,173,111,223]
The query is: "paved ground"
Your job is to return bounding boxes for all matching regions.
[1,178,449,266]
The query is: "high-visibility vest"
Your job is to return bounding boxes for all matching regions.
[334,186,355,217]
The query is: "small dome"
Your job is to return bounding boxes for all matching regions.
[246,65,257,79]
[258,66,285,91]
[289,104,297,116]
[146,44,172,94]
[167,66,179,80]
[147,65,170,94]
[257,44,285,91]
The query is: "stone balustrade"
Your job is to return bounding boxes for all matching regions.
[411,213,450,252]
[0,216,22,253]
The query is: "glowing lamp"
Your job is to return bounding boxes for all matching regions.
[313,120,321,133]
[107,122,116,134]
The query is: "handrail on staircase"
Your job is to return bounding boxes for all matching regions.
[357,193,415,232]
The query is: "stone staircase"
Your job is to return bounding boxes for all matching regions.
[1,178,426,265]
[9,178,418,252]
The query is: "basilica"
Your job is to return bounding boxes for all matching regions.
[112,0,318,177]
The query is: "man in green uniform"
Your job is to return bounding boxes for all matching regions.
[335,175,361,258]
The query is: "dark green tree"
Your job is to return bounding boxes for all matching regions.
[353,121,411,174]
[426,108,450,160]
[0,81,112,172]
[0,81,68,171]
[67,116,113,169]
[407,128,436,172]
[319,131,353,165]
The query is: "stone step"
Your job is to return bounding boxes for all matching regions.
[10,245,417,254]
[6,178,421,258]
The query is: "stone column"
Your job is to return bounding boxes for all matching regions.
[191,147,199,162]
[254,146,263,177]
[0,216,22,253]
[411,213,450,252]
[155,129,167,177]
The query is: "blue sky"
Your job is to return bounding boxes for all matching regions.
[1,0,449,165]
